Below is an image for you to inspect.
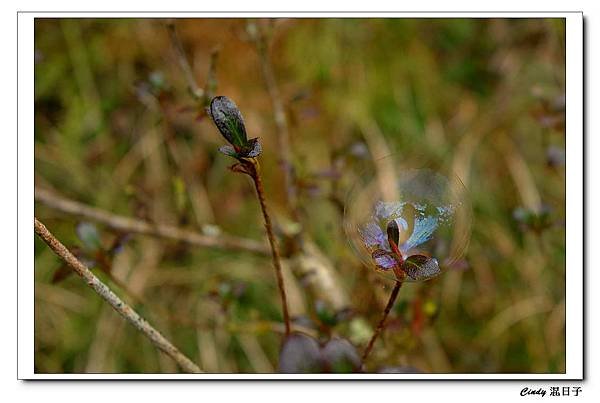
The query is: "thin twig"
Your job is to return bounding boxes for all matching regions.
[165,20,221,106]
[34,217,203,374]
[246,23,353,313]
[361,281,403,364]
[158,96,217,224]
[163,20,220,225]
[165,20,203,101]
[35,187,269,255]
[248,21,299,219]
[244,159,291,336]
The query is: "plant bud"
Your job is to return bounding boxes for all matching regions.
[209,96,248,148]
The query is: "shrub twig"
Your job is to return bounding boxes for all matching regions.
[207,95,292,337]
[248,21,299,220]
[165,20,203,101]
[237,159,292,336]
[34,217,203,374]
[165,19,220,105]
[35,187,268,255]
[361,280,403,364]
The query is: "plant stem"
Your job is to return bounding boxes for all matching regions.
[246,159,291,336]
[34,217,203,374]
[361,280,403,364]
[165,20,203,101]
[35,186,269,255]
[249,21,299,222]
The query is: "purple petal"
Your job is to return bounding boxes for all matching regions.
[372,250,398,270]
[359,222,386,249]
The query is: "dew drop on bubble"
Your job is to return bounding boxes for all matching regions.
[343,156,472,282]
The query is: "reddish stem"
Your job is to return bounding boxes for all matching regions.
[361,280,403,365]
[245,159,291,336]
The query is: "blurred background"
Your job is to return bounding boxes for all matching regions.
[34,18,566,373]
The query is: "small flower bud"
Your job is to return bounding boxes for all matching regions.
[208,96,262,159]
[208,96,248,148]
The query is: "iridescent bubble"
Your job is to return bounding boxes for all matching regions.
[343,156,471,282]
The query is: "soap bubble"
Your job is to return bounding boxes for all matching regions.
[343,156,471,282]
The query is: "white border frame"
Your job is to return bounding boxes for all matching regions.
[18,11,584,380]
